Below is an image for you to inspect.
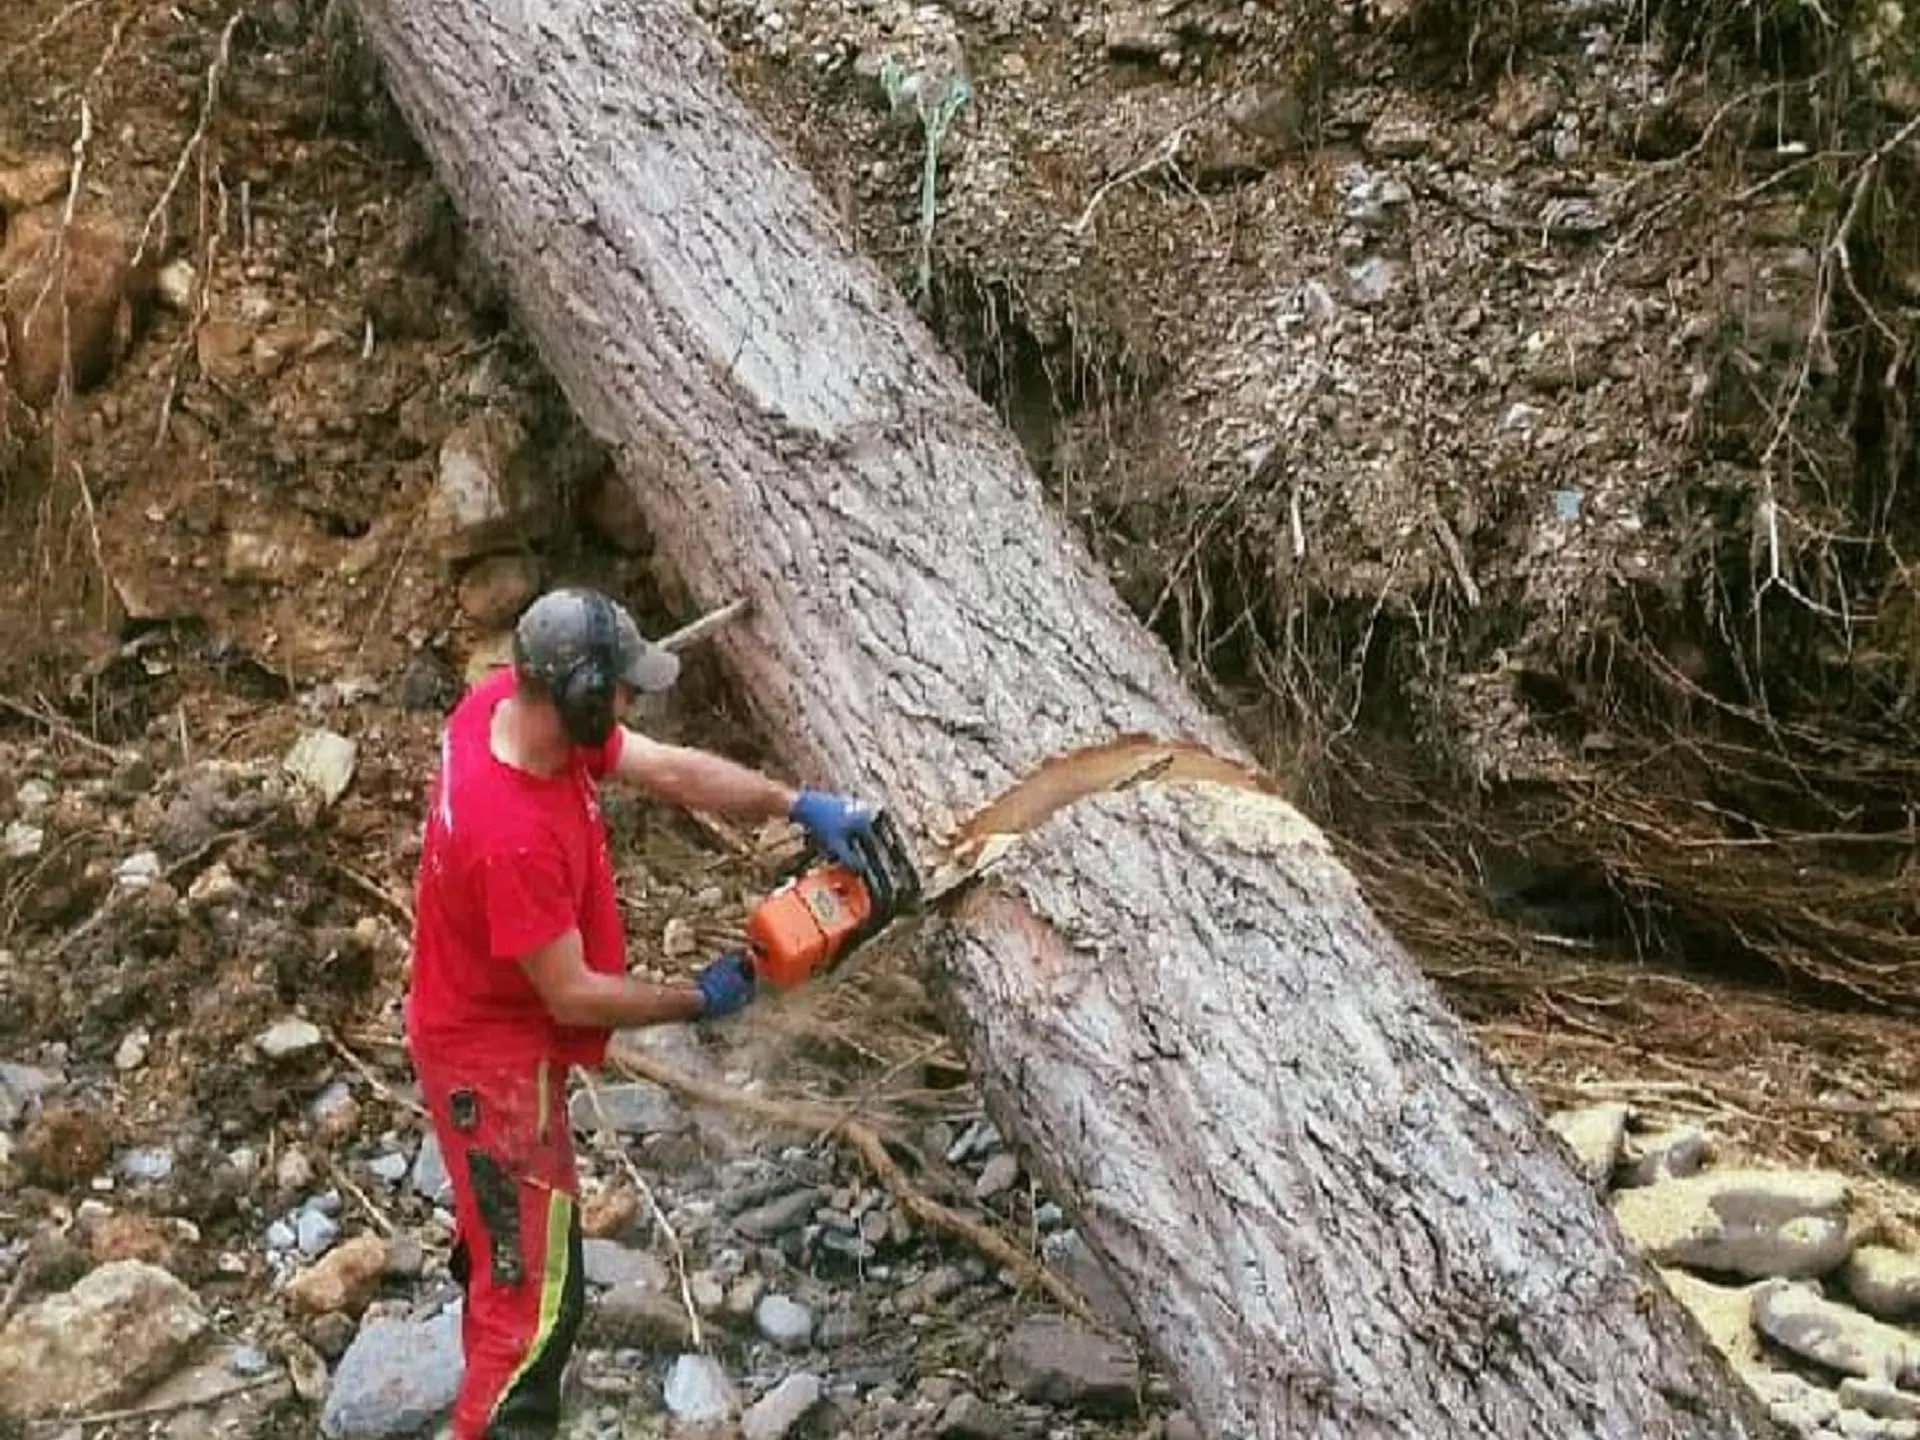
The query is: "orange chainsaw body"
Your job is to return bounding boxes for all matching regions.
[744,810,923,990]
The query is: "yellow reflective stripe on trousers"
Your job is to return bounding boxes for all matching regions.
[490,1186,574,1424]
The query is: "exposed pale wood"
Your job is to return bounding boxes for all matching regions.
[347,1,1783,1434]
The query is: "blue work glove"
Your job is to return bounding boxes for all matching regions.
[787,791,879,867]
[694,951,756,1019]
[788,788,875,869]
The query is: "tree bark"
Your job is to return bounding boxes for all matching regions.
[347,2,1781,1435]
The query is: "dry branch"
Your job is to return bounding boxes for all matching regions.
[608,1045,1096,1324]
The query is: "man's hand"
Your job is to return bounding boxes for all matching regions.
[694,952,756,1019]
[789,789,875,868]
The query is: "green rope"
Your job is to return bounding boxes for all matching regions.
[880,55,973,303]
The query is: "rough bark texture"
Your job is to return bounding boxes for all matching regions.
[348,1,1783,1435]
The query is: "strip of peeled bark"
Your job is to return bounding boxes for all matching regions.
[347,2,1781,1435]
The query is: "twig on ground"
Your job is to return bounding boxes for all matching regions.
[578,1071,704,1350]
[327,1158,398,1237]
[0,691,122,758]
[25,1373,284,1431]
[610,1047,1096,1325]
[328,859,414,927]
[326,1031,424,1118]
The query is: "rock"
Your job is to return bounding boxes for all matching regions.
[1844,1246,1920,1320]
[732,1186,823,1239]
[456,552,540,628]
[296,1205,341,1258]
[276,1145,315,1192]
[689,1269,727,1313]
[0,154,69,212]
[896,1264,966,1314]
[1657,1267,1767,1373]
[118,1145,175,1182]
[1612,1168,1854,1279]
[367,1151,408,1185]
[1040,1231,1136,1329]
[726,1272,767,1321]
[0,207,156,408]
[1164,1410,1203,1440]
[255,1017,324,1061]
[581,1238,668,1289]
[755,1292,815,1350]
[1,821,40,859]
[1546,1102,1629,1187]
[310,1310,358,1360]
[588,1280,694,1348]
[569,1081,688,1137]
[1620,1125,1711,1187]
[939,1392,1021,1439]
[156,258,197,311]
[1747,1368,1840,1430]
[0,1259,209,1420]
[663,1352,738,1423]
[0,1061,59,1126]
[975,1151,1020,1200]
[283,729,358,808]
[998,1314,1141,1417]
[662,914,698,958]
[1752,1279,1920,1385]
[427,411,540,560]
[742,1372,823,1440]
[582,1184,639,1240]
[1365,114,1433,158]
[410,1130,453,1204]
[1104,6,1174,58]
[285,1234,388,1316]
[319,1306,464,1438]
[114,1027,150,1072]
[1345,257,1400,308]
[1842,1377,1920,1422]
[384,1234,424,1279]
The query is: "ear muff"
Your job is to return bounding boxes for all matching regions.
[554,593,618,746]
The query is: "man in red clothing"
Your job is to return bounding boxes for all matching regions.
[404,585,874,1439]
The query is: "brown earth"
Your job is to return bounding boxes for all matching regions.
[0,0,1918,1433]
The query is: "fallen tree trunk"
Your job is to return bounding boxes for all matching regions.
[347,2,1781,1434]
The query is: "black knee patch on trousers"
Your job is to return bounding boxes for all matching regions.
[466,1149,525,1288]
[486,1201,586,1439]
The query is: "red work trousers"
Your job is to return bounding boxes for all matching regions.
[414,1049,585,1440]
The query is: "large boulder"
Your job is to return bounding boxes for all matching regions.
[0,1258,209,1420]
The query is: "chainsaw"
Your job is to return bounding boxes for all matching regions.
[737,737,1233,991]
[741,808,1004,990]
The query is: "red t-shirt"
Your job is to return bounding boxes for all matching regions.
[404,667,629,1070]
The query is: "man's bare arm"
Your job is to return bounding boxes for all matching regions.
[611,727,796,820]
[519,926,706,1029]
